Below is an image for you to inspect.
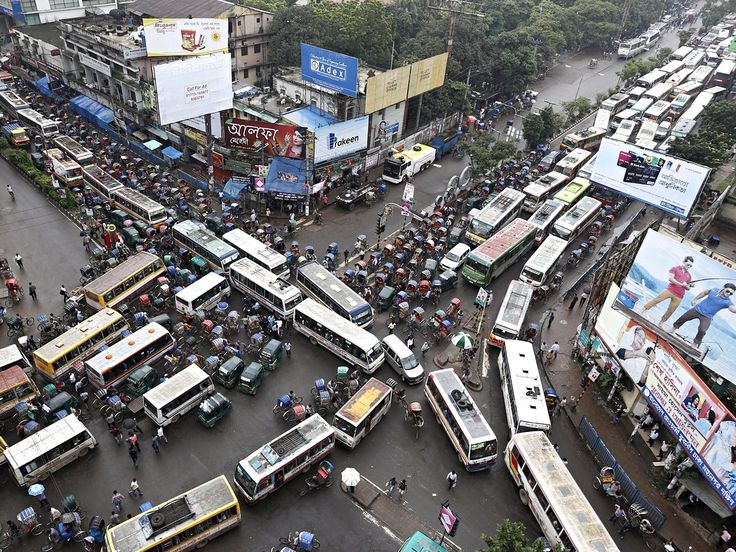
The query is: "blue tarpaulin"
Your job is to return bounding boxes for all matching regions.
[69,95,114,127]
[265,157,310,198]
[161,146,182,160]
[34,76,52,98]
[222,179,248,200]
[281,106,336,132]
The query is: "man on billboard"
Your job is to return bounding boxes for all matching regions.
[637,256,694,325]
[670,283,736,348]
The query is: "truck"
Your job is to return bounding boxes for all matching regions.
[381,144,437,184]
[2,123,29,147]
[429,130,462,159]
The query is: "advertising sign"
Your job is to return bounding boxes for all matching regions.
[590,138,710,217]
[143,18,228,57]
[79,52,111,77]
[313,116,369,164]
[300,44,359,97]
[596,285,736,510]
[181,114,223,139]
[154,53,233,126]
[223,119,307,159]
[615,229,736,383]
[364,65,411,113]
[407,53,449,98]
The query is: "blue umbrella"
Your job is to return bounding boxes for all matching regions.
[28,483,45,496]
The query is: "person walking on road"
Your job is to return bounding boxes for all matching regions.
[550,341,560,359]
[128,444,139,468]
[129,432,141,452]
[14,253,23,270]
[59,285,69,303]
[579,292,588,309]
[284,341,291,358]
[568,293,579,310]
[421,341,430,357]
[628,421,643,443]
[129,478,143,498]
[112,490,124,513]
[344,249,350,266]
[109,512,120,528]
[609,503,625,523]
[398,479,407,499]
[612,407,626,424]
[157,426,168,444]
[386,477,397,496]
[547,311,555,329]
[28,282,37,301]
[446,470,457,490]
[152,433,161,455]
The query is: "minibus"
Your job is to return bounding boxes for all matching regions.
[635,69,667,89]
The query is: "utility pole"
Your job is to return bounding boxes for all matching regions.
[428,0,485,58]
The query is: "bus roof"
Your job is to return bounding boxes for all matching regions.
[555,148,592,168]
[85,322,170,374]
[400,532,450,552]
[470,219,536,262]
[502,340,550,431]
[53,135,92,160]
[554,177,591,204]
[45,148,81,170]
[33,309,124,362]
[473,188,526,225]
[297,261,367,312]
[429,369,494,441]
[524,235,568,273]
[173,220,239,262]
[4,415,92,469]
[113,187,166,213]
[295,299,378,350]
[222,229,287,269]
[175,272,227,303]
[230,257,301,298]
[84,252,162,295]
[495,281,533,329]
[527,200,566,230]
[0,344,30,372]
[335,378,392,424]
[143,364,209,409]
[0,365,29,391]
[82,165,124,193]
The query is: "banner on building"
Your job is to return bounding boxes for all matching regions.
[300,43,358,97]
[407,53,449,98]
[313,116,369,164]
[365,65,411,113]
[224,119,308,159]
[143,18,229,57]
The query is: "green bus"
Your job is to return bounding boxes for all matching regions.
[552,177,591,207]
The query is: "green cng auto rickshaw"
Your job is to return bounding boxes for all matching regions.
[215,357,245,389]
[259,339,283,371]
[123,365,158,398]
[197,392,232,428]
[376,286,397,312]
[41,391,80,422]
[238,362,264,395]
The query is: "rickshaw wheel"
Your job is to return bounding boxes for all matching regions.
[31,523,44,536]
[309,336,318,345]
[73,530,87,542]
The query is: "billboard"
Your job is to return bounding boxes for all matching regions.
[143,18,228,57]
[300,44,359,97]
[313,116,369,164]
[365,65,411,113]
[182,114,223,139]
[223,119,307,160]
[407,53,449,98]
[154,53,233,126]
[591,137,710,218]
[615,229,736,383]
[596,285,736,510]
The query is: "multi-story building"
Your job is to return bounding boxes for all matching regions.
[0,0,125,35]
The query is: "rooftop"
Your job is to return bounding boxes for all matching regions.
[128,0,239,19]
[13,22,65,49]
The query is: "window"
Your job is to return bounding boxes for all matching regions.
[241,46,248,56]
[20,0,37,10]
[243,69,249,78]
[50,0,77,8]
[83,0,110,5]
[254,44,261,54]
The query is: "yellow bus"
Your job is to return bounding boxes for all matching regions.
[332,378,392,449]
[32,309,129,382]
[84,252,166,310]
[0,366,39,419]
[104,475,241,552]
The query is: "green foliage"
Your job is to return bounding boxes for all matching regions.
[522,106,563,149]
[464,132,518,175]
[702,0,736,30]
[560,97,593,125]
[668,101,736,169]
[615,48,669,88]
[478,519,549,552]
[678,30,694,47]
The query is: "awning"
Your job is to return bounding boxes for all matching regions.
[681,475,733,518]
[144,139,162,150]
[146,126,168,141]
[69,95,114,127]
[232,101,279,123]
[161,146,182,160]
[191,153,207,164]
[132,130,148,141]
[281,106,337,132]
[265,156,310,198]
[222,179,248,200]
[34,76,51,98]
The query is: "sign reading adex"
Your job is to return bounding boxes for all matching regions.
[301,44,358,97]
[313,117,369,164]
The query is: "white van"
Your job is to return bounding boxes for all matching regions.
[440,243,471,272]
[381,335,425,385]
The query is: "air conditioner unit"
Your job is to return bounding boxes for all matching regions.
[263,86,271,94]
[126,100,135,107]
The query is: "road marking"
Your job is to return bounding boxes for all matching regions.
[355,503,403,545]
[564,64,572,68]
[432,163,442,168]
[482,343,490,378]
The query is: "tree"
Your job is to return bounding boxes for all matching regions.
[560,97,593,125]
[567,0,622,49]
[678,29,694,47]
[669,101,736,168]
[478,519,558,552]
[522,106,563,149]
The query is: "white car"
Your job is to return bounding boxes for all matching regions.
[440,243,471,272]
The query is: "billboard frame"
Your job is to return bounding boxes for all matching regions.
[300,43,359,98]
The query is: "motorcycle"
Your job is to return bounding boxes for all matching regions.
[298,460,334,496]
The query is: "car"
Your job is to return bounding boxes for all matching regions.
[538,149,564,172]
[381,335,425,385]
[439,243,471,272]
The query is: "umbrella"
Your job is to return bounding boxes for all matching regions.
[341,467,361,487]
[60,512,76,524]
[122,418,136,430]
[451,332,475,350]
[28,483,45,497]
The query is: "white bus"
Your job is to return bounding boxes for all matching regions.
[82,165,124,202]
[643,83,673,103]
[234,414,335,503]
[293,299,384,374]
[143,364,215,427]
[659,60,685,76]
[296,261,373,329]
[506,432,620,552]
[487,280,534,349]
[464,188,526,246]
[53,135,93,165]
[664,67,692,87]
[499,341,551,435]
[45,148,83,186]
[672,79,704,99]
[0,90,30,115]
[521,171,568,213]
[527,199,566,244]
[553,148,592,178]
[229,257,303,319]
[618,36,646,58]
[111,187,167,228]
[671,45,694,61]
[670,93,693,114]
[222,229,289,279]
[0,344,32,375]
[85,322,175,390]
[519,235,568,287]
[576,153,597,182]
[424,368,498,471]
[174,272,231,317]
[17,108,59,137]
[688,65,713,85]
[172,220,240,274]
[610,108,639,130]
[550,196,602,243]
[635,69,667,89]
[683,49,705,69]
[332,378,392,448]
[4,414,97,486]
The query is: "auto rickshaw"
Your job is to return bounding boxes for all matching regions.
[448,226,464,247]
[377,285,397,313]
[238,361,264,395]
[41,391,80,422]
[382,244,396,258]
[197,392,232,428]
[421,258,438,281]
[123,364,158,398]
[447,298,461,316]
[215,357,245,389]
[190,255,208,275]
[395,301,410,320]
[438,270,458,292]
[418,279,431,296]
[374,273,388,288]
[405,279,418,298]
[394,267,407,285]
[260,339,283,371]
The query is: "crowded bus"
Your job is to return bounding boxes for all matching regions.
[233,414,335,503]
[464,188,526,246]
[560,127,606,152]
[293,299,384,374]
[332,378,393,449]
[505,431,620,551]
[670,93,694,114]
[487,280,534,349]
[84,251,166,310]
[499,340,551,435]
[527,199,566,243]
[52,135,94,165]
[45,148,83,186]
[172,220,240,274]
[519,235,568,288]
[599,93,629,116]
[32,308,129,381]
[0,90,30,115]
[222,229,289,279]
[552,177,592,207]
[711,59,736,88]
[461,219,537,287]
[229,257,303,319]
[85,322,175,390]
[553,148,593,178]
[642,100,672,124]
[17,108,59,137]
[0,344,32,374]
[4,414,97,486]
[111,187,167,228]
[0,366,39,419]
[81,165,124,202]
[296,261,373,329]
[104,475,241,552]
[550,196,603,243]
[174,272,232,317]
[425,369,498,471]
[635,69,667,89]
[521,171,568,213]
[143,364,215,427]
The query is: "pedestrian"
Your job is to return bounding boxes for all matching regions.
[386,476,397,495]
[152,433,161,455]
[406,334,414,350]
[539,341,547,361]
[265,207,271,221]
[421,341,430,357]
[109,426,122,445]
[658,441,670,461]
[106,413,115,429]
[28,282,37,301]
[554,396,567,416]
[344,249,350,266]
[562,457,568,464]
[547,311,555,329]
[27,334,37,350]
[284,341,291,358]
[398,479,407,498]
[609,503,625,523]
[129,432,141,452]
[550,341,560,359]
[14,253,23,270]
[75,379,85,395]
[157,426,168,444]
[387,320,396,334]
[612,407,625,424]
[579,292,588,309]
[79,390,89,409]
[129,478,143,498]
[568,293,578,310]
[49,507,62,524]
[128,444,139,468]
[112,490,124,512]
[446,470,458,490]
[59,284,68,303]
[628,421,643,443]
[37,491,49,509]
[109,511,120,528]
[641,413,655,431]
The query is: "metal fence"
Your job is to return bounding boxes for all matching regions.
[578,416,667,530]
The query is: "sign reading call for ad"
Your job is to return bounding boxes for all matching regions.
[301,44,358,98]
[313,117,369,164]
[143,18,228,57]
[590,137,710,218]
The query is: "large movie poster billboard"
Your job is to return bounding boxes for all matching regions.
[596,285,736,510]
[224,119,307,160]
